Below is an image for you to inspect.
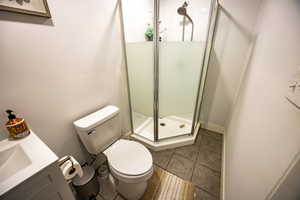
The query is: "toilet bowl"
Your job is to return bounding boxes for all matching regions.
[104,139,153,200]
[73,105,153,200]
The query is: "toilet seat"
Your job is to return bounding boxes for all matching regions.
[104,139,153,183]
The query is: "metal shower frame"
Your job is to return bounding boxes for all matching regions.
[119,0,221,142]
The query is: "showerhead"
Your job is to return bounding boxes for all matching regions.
[177,2,188,16]
[177,2,193,24]
[177,1,194,41]
[177,6,187,16]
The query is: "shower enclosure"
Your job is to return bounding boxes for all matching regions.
[120,0,219,148]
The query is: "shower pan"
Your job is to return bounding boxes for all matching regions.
[120,0,220,149]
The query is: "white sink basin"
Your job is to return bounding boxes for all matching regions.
[0,144,32,181]
[0,131,58,196]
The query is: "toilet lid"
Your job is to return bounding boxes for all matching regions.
[104,139,152,176]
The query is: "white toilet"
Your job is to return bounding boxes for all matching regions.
[73,105,153,200]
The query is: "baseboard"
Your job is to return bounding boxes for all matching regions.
[221,133,226,200]
[200,121,226,134]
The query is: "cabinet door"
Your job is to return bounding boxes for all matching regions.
[33,164,75,200]
[2,166,53,200]
[2,163,75,200]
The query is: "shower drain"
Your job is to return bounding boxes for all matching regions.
[160,123,166,126]
[159,122,186,129]
[179,124,185,128]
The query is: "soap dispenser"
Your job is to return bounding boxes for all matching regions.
[5,110,30,139]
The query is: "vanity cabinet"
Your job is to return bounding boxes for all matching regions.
[1,163,75,200]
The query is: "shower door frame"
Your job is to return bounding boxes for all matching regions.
[153,0,160,141]
[191,0,220,135]
[119,0,220,143]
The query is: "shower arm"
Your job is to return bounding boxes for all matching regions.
[180,12,194,41]
[185,14,194,41]
[178,2,194,41]
[191,21,194,41]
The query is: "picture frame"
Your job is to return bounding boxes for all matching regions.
[0,0,51,18]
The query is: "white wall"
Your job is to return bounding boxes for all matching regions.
[225,0,300,199]
[200,0,262,132]
[122,0,153,42]
[122,0,211,42]
[0,0,130,163]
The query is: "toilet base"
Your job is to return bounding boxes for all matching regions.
[115,178,148,200]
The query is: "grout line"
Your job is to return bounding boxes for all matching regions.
[194,185,219,199]
[197,138,222,173]
[190,145,201,182]
[112,195,118,200]
[173,151,198,163]
[192,162,221,198]
[192,133,222,198]
[154,163,168,172]
[198,162,222,174]
[195,183,220,198]
[165,150,175,170]
[199,136,223,155]
[98,193,108,200]
[116,192,128,200]
[192,131,205,171]
[156,163,168,172]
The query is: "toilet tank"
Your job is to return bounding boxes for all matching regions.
[73,105,122,155]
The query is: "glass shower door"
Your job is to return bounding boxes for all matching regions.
[192,0,219,133]
[158,0,212,140]
[121,0,219,142]
[121,0,155,141]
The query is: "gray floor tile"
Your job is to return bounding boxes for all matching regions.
[197,147,221,172]
[166,154,194,181]
[199,134,222,155]
[174,144,200,162]
[192,165,220,197]
[114,195,125,200]
[151,149,174,169]
[202,130,223,142]
[96,194,105,200]
[194,187,218,200]
[194,131,204,146]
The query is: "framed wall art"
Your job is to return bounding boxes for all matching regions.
[0,0,51,18]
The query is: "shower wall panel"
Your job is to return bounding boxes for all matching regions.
[127,41,204,117]
[127,42,154,117]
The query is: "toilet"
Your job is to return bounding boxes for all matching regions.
[73,105,153,200]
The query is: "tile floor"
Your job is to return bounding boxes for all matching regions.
[150,128,223,200]
[95,128,223,200]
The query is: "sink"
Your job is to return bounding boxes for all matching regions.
[0,131,58,196]
[0,144,32,181]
